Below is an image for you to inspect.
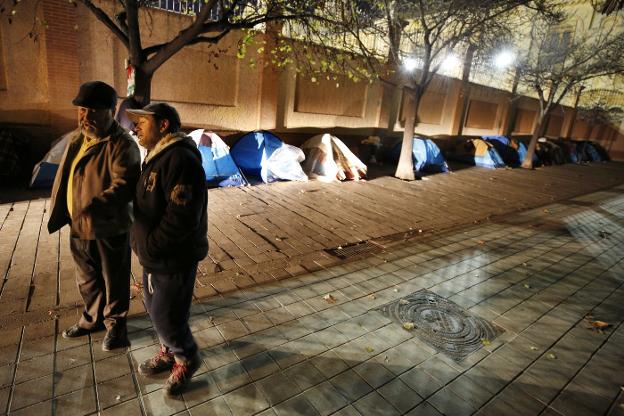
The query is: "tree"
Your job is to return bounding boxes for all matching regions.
[334,0,550,180]
[515,6,624,168]
[1,0,328,106]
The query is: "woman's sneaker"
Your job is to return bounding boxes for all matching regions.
[138,346,175,376]
[164,354,201,396]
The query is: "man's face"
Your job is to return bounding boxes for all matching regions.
[134,115,163,150]
[78,107,113,138]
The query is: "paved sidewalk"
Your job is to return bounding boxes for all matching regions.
[1,162,624,332]
[1,184,623,415]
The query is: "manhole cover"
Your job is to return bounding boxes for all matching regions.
[325,241,382,259]
[376,289,503,361]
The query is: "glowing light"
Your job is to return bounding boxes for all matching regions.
[494,50,516,69]
[441,53,461,72]
[403,57,418,72]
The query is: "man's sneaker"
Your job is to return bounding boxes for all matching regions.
[163,354,201,396]
[138,346,175,376]
[102,325,130,351]
[62,323,104,339]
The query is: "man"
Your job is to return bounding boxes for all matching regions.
[127,102,207,396]
[48,81,141,351]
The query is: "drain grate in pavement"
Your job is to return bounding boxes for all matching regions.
[325,241,382,259]
[376,289,504,361]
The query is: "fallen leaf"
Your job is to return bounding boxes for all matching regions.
[365,346,375,353]
[530,346,538,351]
[399,299,409,305]
[592,320,611,329]
[477,240,485,245]
[368,294,376,300]
[543,209,550,214]
[115,395,121,401]
[323,294,336,303]
[481,338,491,346]
[403,322,415,331]
[547,352,557,359]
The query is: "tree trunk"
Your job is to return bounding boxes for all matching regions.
[394,87,421,180]
[504,70,521,137]
[521,113,547,169]
[132,66,153,107]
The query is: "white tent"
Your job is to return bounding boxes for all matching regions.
[301,133,367,182]
[30,131,72,188]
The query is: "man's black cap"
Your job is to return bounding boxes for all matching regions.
[72,81,118,110]
[126,102,181,131]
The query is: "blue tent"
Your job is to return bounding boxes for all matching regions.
[577,141,602,162]
[389,137,449,173]
[30,132,71,188]
[230,130,307,183]
[189,130,248,187]
[482,136,520,167]
[30,162,59,188]
[472,139,506,169]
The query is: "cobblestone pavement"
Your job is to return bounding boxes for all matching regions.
[2,185,624,415]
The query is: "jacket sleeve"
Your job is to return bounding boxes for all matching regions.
[144,150,206,257]
[87,137,141,214]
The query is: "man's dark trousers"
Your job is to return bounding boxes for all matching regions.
[70,232,131,330]
[142,264,198,360]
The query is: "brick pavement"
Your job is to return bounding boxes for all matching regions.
[0,177,623,415]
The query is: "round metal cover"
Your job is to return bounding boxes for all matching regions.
[377,289,503,361]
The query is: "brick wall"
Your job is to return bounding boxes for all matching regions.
[42,0,80,135]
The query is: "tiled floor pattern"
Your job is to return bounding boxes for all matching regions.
[2,188,624,415]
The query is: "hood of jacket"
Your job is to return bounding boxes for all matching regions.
[144,132,201,165]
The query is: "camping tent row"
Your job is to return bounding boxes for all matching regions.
[442,136,609,169]
[30,130,369,188]
[29,130,610,188]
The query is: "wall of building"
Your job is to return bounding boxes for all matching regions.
[0,0,622,166]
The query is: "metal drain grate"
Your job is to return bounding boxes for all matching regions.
[376,289,503,361]
[325,241,382,259]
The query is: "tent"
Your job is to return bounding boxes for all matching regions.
[388,136,449,174]
[188,129,248,187]
[30,131,71,188]
[472,139,506,168]
[589,141,609,161]
[482,136,521,167]
[536,138,566,165]
[576,141,603,162]
[508,138,540,166]
[535,137,569,166]
[230,130,308,183]
[552,139,579,164]
[301,133,367,181]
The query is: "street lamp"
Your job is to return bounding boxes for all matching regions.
[494,50,516,69]
[403,57,418,72]
[441,53,461,72]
